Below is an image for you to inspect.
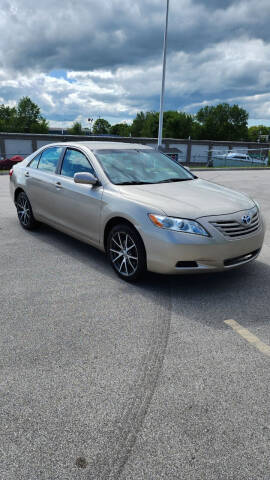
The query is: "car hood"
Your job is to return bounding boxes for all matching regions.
[118,179,255,218]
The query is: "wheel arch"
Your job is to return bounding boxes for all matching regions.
[103,216,146,256]
[14,187,25,203]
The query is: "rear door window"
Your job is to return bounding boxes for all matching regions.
[38,147,63,173]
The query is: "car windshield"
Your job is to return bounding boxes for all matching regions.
[94,149,195,185]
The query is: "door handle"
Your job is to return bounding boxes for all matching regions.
[25,171,30,177]
[55,181,62,189]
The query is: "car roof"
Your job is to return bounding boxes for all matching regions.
[44,141,153,151]
[81,141,153,151]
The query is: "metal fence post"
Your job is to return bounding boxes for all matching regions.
[207,142,213,167]
[186,139,191,165]
[0,138,6,160]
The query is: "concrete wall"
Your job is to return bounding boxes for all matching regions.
[0,132,269,166]
[5,139,33,158]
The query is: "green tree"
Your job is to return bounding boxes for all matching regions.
[191,120,203,139]
[0,105,17,132]
[130,105,249,140]
[110,122,131,137]
[130,112,146,137]
[131,110,194,138]
[92,118,111,135]
[17,96,48,133]
[0,97,48,133]
[141,112,159,137]
[31,117,49,134]
[196,103,248,141]
[248,125,270,142]
[163,111,193,138]
[131,111,159,137]
[67,121,84,135]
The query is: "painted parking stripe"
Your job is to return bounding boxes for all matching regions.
[224,319,270,357]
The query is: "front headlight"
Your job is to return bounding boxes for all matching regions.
[148,214,210,236]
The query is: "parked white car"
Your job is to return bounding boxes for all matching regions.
[215,152,267,165]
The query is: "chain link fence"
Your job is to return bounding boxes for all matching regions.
[179,147,270,168]
[1,145,270,170]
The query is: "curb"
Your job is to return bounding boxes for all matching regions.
[191,167,270,171]
[0,171,8,175]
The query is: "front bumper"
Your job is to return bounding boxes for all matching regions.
[140,209,265,275]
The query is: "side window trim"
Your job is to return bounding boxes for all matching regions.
[59,147,97,179]
[57,146,68,174]
[55,147,66,174]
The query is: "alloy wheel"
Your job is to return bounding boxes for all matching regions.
[17,196,31,227]
[109,231,139,277]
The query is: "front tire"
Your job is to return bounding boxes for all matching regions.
[107,224,146,282]
[16,192,38,230]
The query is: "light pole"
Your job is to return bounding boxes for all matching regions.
[158,0,170,149]
[88,117,93,135]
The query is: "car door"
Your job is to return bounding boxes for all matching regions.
[51,147,103,245]
[24,146,64,223]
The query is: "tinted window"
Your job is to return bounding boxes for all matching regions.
[38,147,63,173]
[28,152,41,168]
[60,149,94,178]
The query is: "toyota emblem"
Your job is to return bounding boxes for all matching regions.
[241,214,251,225]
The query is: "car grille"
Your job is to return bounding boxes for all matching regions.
[210,211,260,238]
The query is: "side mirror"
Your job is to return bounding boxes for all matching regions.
[74,172,98,185]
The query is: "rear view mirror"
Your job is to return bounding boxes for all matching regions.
[74,172,98,185]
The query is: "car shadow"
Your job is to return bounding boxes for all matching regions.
[137,260,270,330]
[29,223,270,331]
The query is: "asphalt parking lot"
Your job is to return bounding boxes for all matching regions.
[1,170,270,480]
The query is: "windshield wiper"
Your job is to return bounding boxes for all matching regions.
[116,178,195,185]
[116,181,153,185]
[156,178,194,184]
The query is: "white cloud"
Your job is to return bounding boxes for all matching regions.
[1,0,270,125]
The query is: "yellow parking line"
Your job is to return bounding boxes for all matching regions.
[224,319,270,357]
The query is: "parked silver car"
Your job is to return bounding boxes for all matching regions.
[10,141,265,281]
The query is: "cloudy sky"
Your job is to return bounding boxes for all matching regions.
[1,0,270,127]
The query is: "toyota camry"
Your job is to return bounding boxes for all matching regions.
[10,141,265,281]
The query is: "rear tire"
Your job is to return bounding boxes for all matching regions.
[16,192,38,230]
[107,224,146,282]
